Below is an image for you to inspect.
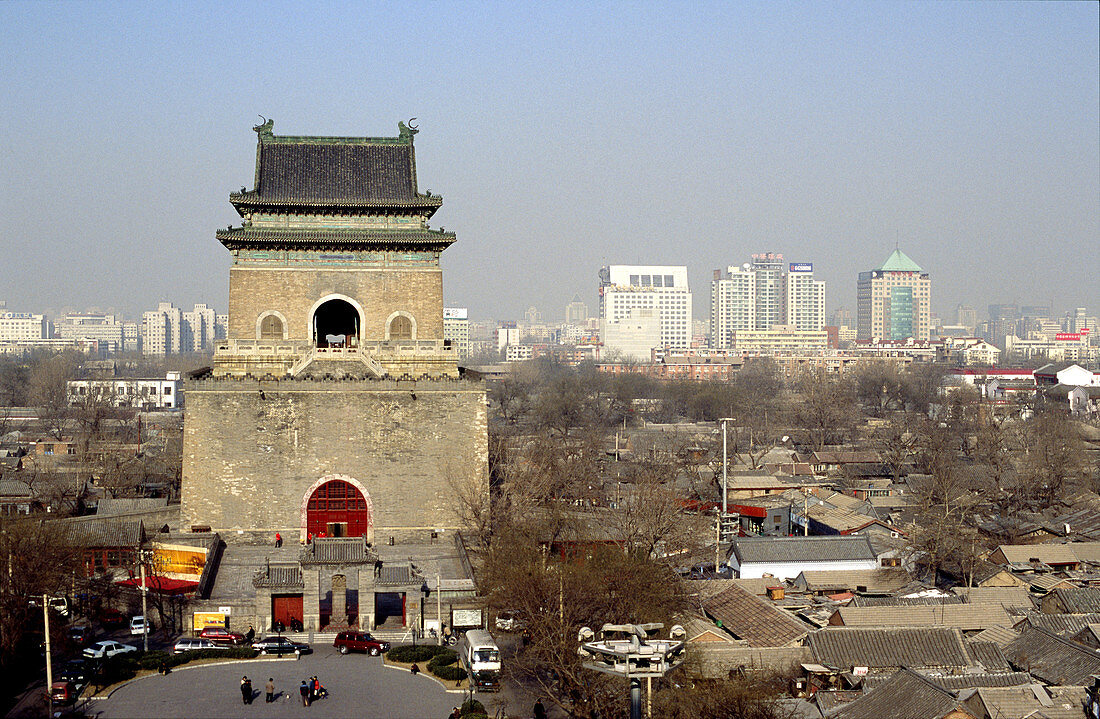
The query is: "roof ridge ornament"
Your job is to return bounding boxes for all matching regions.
[253,116,274,139]
[398,118,419,140]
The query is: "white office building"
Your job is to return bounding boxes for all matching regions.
[598,265,691,357]
[0,312,48,342]
[710,255,825,349]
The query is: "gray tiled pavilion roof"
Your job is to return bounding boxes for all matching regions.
[63,518,145,548]
[300,537,377,565]
[253,564,304,590]
[732,535,876,565]
[229,120,442,216]
[215,227,456,251]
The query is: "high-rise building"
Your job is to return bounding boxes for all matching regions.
[599,266,691,353]
[856,249,931,341]
[0,312,48,342]
[954,304,977,334]
[709,255,824,349]
[54,313,127,352]
[142,302,182,355]
[183,303,218,352]
[443,307,470,359]
[565,294,588,325]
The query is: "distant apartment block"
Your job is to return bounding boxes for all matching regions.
[599,265,691,360]
[443,307,470,359]
[856,249,931,341]
[141,302,225,356]
[54,313,138,353]
[710,254,825,349]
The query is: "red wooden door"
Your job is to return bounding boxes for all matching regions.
[272,595,303,625]
[306,480,369,538]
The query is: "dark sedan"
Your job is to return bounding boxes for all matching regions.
[251,636,311,656]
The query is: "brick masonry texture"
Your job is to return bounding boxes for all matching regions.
[228,267,444,341]
[180,377,488,538]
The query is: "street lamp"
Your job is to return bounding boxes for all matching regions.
[578,623,686,719]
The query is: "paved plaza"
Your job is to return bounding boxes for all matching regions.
[85,646,463,719]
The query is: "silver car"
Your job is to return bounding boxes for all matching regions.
[172,637,225,654]
[83,640,138,659]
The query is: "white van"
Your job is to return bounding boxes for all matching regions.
[129,615,153,636]
[462,629,501,692]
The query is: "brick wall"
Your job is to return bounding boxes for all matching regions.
[180,377,487,540]
[228,267,444,341]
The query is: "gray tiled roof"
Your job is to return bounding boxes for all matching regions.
[62,518,145,548]
[733,535,876,565]
[377,563,423,587]
[1003,626,1100,685]
[831,603,1015,631]
[830,668,965,719]
[300,537,377,565]
[252,564,304,589]
[0,479,33,497]
[97,497,169,515]
[1047,587,1100,613]
[1019,610,1100,637]
[700,584,808,647]
[972,685,1086,719]
[808,627,1001,671]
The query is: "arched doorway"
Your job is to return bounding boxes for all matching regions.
[305,479,370,538]
[313,299,360,348]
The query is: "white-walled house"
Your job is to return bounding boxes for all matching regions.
[67,372,183,410]
[727,535,879,580]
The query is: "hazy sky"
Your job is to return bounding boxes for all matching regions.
[1,1,1096,324]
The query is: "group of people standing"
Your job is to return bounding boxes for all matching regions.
[298,676,327,706]
[238,675,325,705]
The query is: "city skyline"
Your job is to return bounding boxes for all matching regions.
[1,2,1096,323]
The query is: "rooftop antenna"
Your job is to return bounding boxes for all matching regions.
[895,230,899,252]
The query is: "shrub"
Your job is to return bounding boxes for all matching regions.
[461,698,487,717]
[388,644,453,663]
[138,647,257,670]
[427,651,458,669]
[429,663,467,681]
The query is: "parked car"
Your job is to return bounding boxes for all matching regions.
[333,631,389,656]
[198,626,245,645]
[56,659,91,685]
[49,681,77,705]
[129,616,152,636]
[28,596,69,617]
[251,636,310,656]
[173,637,227,654]
[83,640,138,659]
[67,625,93,646]
[99,608,126,629]
[494,610,526,632]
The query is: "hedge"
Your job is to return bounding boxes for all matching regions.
[427,652,457,669]
[429,663,467,681]
[387,644,454,663]
[461,698,487,717]
[138,647,258,671]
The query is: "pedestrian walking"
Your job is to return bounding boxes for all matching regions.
[240,676,252,705]
[534,698,547,719]
[264,678,275,703]
[275,532,282,548]
[246,624,256,643]
[299,680,310,707]
[450,707,462,719]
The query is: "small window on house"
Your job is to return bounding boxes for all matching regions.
[260,314,283,339]
[164,387,171,395]
[389,315,413,340]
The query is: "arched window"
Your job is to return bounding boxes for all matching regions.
[388,315,413,340]
[260,314,284,339]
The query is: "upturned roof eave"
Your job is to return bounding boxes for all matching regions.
[215,227,456,252]
[228,193,443,219]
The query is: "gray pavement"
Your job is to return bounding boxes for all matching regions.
[83,646,463,719]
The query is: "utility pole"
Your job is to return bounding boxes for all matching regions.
[718,418,733,543]
[436,574,442,646]
[43,594,53,718]
[139,558,149,652]
[715,510,721,575]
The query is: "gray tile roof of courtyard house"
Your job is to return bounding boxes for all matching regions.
[96,497,169,515]
[829,603,1015,631]
[808,627,1009,672]
[63,518,145,548]
[795,568,912,595]
[969,625,1021,648]
[1002,626,1100,685]
[830,668,970,719]
[252,564,304,589]
[969,685,1087,719]
[732,535,877,565]
[700,583,809,647]
[859,671,1033,691]
[1044,587,1100,614]
[850,594,966,607]
[1017,611,1100,637]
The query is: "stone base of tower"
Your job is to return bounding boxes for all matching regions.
[180,376,488,541]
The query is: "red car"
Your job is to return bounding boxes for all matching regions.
[198,627,246,645]
[333,631,389,656]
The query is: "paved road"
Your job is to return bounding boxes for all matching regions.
[84,646,462,719]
